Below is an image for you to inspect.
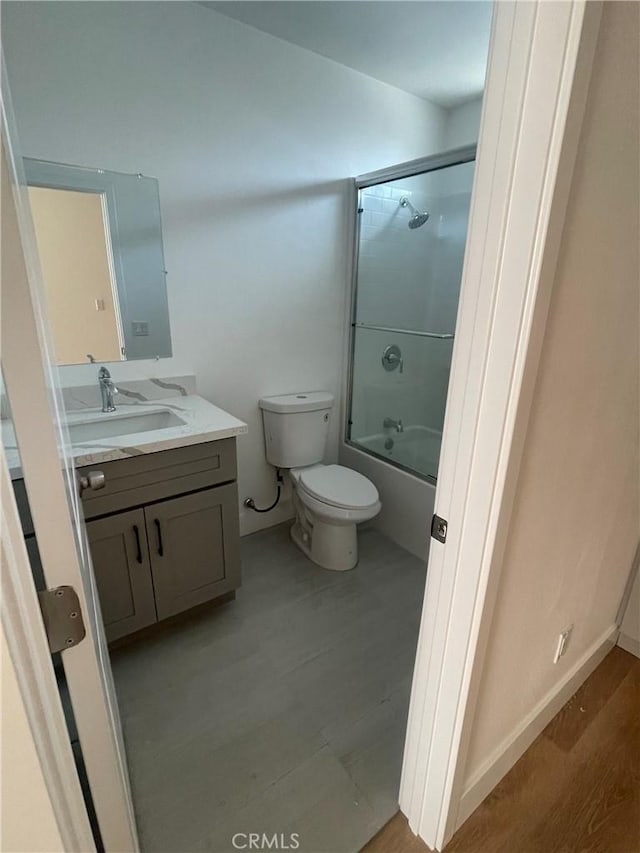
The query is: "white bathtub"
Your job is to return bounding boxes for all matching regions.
[357,425,441,482]
[340,425,440,561]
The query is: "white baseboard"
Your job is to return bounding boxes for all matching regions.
[239,498,294,537]
[456,623,619,830]
[617,632,640,659]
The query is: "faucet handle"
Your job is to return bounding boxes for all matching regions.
[382,344,403,374]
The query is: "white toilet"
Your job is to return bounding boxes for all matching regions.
[259,391,381,571]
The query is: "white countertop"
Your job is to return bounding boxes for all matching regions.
[2,394,247,480]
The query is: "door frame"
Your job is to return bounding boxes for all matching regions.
[397,1,603,849]
[1,1,604,849]
[1,73,138,851]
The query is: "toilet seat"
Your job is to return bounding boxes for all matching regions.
[297,464,379,510]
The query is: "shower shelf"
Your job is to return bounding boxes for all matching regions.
[353,322,454,340]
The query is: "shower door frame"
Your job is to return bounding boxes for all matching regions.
[345,144,477,485]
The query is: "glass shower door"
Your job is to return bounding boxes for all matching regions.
[347,154,476,482]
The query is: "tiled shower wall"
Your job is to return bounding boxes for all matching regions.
[357,183,440,331]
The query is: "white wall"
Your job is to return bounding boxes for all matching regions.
[2,1,446,534]
[444,97,483,149]
[461,0,639,801]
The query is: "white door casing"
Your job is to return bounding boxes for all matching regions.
[399,2,603,849]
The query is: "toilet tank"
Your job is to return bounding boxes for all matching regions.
[259,391,334,468]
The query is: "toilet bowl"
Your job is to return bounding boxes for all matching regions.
[258,392,381,571]
[290,464,381,571]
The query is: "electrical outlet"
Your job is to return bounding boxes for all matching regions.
[553,624,574,663]
[132,321,149,336]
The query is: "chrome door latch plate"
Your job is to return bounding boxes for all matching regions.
[431,514,448,544]
[37,586,86,653]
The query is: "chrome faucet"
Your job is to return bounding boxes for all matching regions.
[383,417,404,434]
[98,366,118,413]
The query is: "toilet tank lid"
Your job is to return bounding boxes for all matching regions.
[259,391,334,414]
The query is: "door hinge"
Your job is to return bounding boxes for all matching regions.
[37,586,86,653]
[431,514,448,544]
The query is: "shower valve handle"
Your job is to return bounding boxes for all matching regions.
[382,344,403,373]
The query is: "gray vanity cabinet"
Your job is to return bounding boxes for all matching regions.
[77,438,242,642]
[146,483,240,620]
[86,509,157,643]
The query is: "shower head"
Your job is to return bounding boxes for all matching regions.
[408,212,430,229]
[399,196,430,230]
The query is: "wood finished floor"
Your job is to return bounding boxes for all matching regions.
[364,646,640,853]
[110,524,426,853]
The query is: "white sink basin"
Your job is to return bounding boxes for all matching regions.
[67,409,186,444]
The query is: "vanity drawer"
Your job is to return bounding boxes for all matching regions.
[79,438,237,518]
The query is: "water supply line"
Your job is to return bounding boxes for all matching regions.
[244,469,283,513]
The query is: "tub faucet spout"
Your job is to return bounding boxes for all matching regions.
[383,417,404,434]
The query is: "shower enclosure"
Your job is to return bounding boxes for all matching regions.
[345,146,476,486]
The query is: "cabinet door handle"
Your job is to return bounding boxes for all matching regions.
[133,525,143,564]
[154,518,164,557]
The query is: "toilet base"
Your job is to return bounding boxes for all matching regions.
[290,518,358,572]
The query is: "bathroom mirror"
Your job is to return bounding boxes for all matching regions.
[24,158,172,365]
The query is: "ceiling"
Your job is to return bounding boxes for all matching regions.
[201,2,492,109]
